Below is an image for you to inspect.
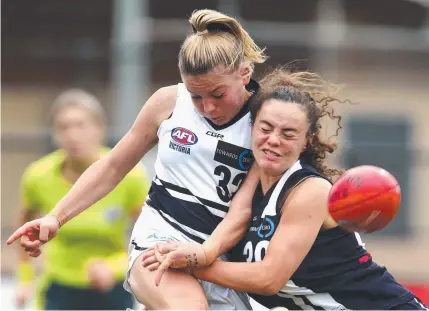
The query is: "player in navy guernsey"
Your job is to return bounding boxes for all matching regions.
[9,9,268,311]
[143,67,428,310]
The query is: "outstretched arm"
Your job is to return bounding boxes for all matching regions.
[193,177,331,295]
[7,86,177,248]
[48,86,175,226]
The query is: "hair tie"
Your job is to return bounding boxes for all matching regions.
[196,29,209,36]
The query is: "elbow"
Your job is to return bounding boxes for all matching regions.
[258,280,284,296]
[255,266,289,296]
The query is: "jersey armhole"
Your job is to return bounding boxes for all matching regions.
[156,83,182,137]
[278,175,321,215]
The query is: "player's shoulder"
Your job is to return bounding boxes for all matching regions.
[140,84,178,127]
[23,150,64,181]
[152,85,178,107]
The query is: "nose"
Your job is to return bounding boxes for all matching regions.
[266,133,280,147]
[202,98,216,114]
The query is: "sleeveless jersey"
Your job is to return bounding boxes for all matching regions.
[232,158,416,310]
[146,80,259,243]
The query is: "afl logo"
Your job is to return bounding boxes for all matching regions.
[171,127,198,146]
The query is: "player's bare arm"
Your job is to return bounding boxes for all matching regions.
[202,162,260,263]
[192,177,331,295]
[6,86,177,248]
[142,164,260,285]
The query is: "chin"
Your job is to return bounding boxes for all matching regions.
[259,161,288,177]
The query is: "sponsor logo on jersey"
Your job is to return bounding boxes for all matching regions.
[214,140,253,171]
[206,131,224,140]
[146,233,180,243]
[169,127,198,155]
[256,217,275,238]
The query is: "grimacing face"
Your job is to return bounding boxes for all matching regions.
[182,65,251,126]
[251,99,309,177]
[52,106,103,160]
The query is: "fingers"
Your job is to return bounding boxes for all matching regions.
[20,235,40,249]
[141,248,155,262]
[6,221,37,245]
[155,244,167,263]
[146,262,160,271]
[20,236,42,257]
[156,242,178,254]
[28,248,42,257]
[155,255,174,286]
[142,250,158,267]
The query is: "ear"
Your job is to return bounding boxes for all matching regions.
[239,64,251,84]
[304,135,314,152]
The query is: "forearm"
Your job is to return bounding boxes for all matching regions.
[202,204,250,263]
[203,167,259,262]
[193,260,276,295]
[51,157,123,225]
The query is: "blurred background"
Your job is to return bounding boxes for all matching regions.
[1,0,429,309]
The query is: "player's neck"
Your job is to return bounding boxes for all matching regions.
[260,173,282,195]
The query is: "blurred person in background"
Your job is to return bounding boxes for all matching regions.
[15,89,150,310]
[8,8,267,310]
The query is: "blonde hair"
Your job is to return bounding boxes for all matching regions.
[179,9,267,76]
[50,88,106,126]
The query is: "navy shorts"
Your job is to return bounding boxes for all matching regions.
[44,281,134,310]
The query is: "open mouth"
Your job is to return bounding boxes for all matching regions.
[263,149,280,158]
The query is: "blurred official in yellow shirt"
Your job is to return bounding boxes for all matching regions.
[16,89,150,310]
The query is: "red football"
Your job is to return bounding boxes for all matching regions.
[328,165,401,233]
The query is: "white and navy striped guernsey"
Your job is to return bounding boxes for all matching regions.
[232,158,421,310]
[146,80,259,244]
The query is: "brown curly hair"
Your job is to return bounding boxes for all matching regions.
[250,66,346,179]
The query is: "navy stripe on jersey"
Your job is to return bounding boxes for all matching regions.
[146,177,228,242]
[156,177,229,213]
[131,240,147,251]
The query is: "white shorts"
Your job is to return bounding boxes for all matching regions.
[124,205,252,310]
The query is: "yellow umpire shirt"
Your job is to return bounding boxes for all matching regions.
[20,148,150,296]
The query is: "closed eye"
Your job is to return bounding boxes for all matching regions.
[212,93,225,99]
[282,131,298,139]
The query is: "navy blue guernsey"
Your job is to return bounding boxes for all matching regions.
[232,158,417,310]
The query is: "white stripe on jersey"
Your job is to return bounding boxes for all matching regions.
[354,232,366,249]
[277,292,314,310]
[261,160,302,218]
[279,280,348,310]
[415,298,429,310]
[155,177,227,218]
[157,209,210,241]
[306,293,349,310]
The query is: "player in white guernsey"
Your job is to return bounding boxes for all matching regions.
[143,67,428,310]
[7,9,268,310]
